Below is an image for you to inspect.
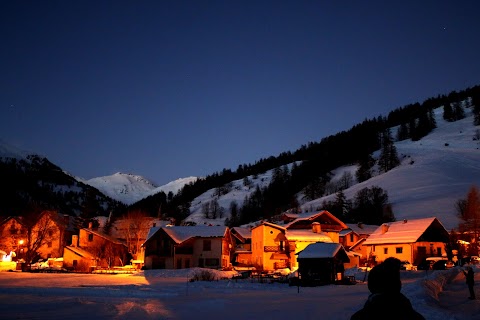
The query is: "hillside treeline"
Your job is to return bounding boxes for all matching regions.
[127,85,480,226]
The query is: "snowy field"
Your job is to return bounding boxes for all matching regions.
[1,267,479,320]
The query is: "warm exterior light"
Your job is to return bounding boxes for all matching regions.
[18,240,24,245]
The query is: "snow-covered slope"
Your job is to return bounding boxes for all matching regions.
[84,173,197,205]
[302,107,480,231]
[184,106,480,231]
[84,173,159,205]
[146,177,198,198]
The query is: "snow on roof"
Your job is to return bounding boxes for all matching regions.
[283,210,347,229]
[65,246,96,259]
[252,221,286,231]
[162,226,228,244]
[349,238,366,250]
[145,226,161,243]
[285,229,333,242]
[363,217,441,245]
[297,242,345,259]
[345,223,379,235]
[231,227,251,240]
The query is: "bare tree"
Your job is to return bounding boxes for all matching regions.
[120,210,152,260]
[24,210,60,264]
[459,185,480,254]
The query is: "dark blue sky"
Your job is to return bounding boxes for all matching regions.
[1,1,479,186]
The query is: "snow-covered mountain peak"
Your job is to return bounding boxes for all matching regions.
[84,173,197,205]
[85,173,158,205]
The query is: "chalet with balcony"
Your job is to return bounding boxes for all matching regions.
[362,217,450,266]
[251,210,347,271]
[231,227,252,267]
[283,210,348,243]
[143,226,233,270]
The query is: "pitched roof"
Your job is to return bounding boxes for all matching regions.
[231,227,252,242]
[296,242,348,260]
[285,229,333,242]
[345,223,379,235]
[163,226,228,244]
[64,246,96,259]
[284,210,348,230]
[252,221,286,231]
[83,228,127,246]
[145,226,229,245]
[363,217,446,245]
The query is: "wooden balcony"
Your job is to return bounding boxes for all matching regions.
[264,245,295,253]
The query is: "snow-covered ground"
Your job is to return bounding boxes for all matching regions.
[0,266,479,320]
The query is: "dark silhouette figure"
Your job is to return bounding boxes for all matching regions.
[463,266,475,300]
[351,257,425,320]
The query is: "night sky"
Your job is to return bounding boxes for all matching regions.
[1,1,479,186]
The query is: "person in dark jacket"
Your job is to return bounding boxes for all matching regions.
[351,257,425,320]
[463,266,475,299]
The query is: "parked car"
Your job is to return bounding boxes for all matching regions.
[445,260,455,269]
[417,257,448,270]
[417,258,431,270]
[432,260,447,270]
[400,260,414,270]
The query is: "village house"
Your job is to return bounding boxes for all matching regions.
[339,222,379,267]
[142,226,233,270]
[0,216,27,258]
[35,211,76,260]
[362,217,450,266]
[251,210,348,271]
[63,222,129,271]
[0,211,76,263]
[230,227,252,267]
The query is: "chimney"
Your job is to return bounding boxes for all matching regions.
[88,222,93,229]
[357,222,364,229]
[312,222,321,233]
[153,222,156,227]
[381,224,389,234]
[72,235,78,247]
[403,219,408,224]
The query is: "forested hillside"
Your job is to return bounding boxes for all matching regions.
[127,85,480,228]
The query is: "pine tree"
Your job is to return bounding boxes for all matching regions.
[472,94,480,126]
[378,129,400,173]
[356,153,375,183]
[396,122,409,141]
[452,101,465,121]
[443,102,454,121]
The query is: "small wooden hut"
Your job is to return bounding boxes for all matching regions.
[296,242,350,286]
